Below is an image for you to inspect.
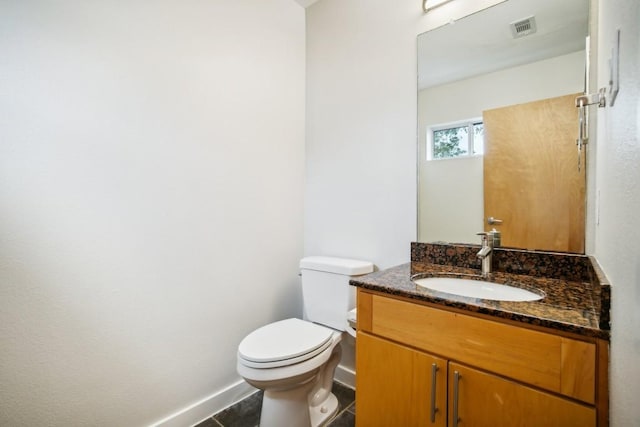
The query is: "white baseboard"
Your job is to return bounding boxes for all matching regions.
[334,364,356,389]
[151,365,355,427]
[150,379,258,427]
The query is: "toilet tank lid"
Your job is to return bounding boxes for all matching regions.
[300,256,373,276]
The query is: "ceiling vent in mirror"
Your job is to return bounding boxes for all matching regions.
[510,16,537,38]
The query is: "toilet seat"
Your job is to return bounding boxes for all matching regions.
[238,318,334,369]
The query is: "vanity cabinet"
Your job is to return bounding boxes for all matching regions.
[357,332,447,426]
[355,289,608,427]
[448,362,594,426]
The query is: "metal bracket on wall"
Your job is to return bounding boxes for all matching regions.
[575,90,607,111]
[574,88,606,171]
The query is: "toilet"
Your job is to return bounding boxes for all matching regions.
[236,256,373,427]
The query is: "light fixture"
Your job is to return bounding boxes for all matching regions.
[423,0,455,13]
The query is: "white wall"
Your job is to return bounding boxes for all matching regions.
[305,1,416,270]
[420,155,484,244]
[418,51,585,243]
[593,0,640,425]
[0,1,305,426]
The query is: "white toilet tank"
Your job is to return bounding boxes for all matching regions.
[300,256,373,331]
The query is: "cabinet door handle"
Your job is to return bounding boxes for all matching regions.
[430,363,439,423]
[453,371,461,427]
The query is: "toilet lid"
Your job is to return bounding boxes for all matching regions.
[238,318,334,365]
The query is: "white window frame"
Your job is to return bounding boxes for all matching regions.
[427,118,484,161]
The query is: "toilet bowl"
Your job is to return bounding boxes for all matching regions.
[237,319,343,427]
[236,257,373,427]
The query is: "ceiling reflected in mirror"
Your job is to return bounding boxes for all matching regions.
[418,0,588,90]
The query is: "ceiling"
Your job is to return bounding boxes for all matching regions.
[418,0,589,89]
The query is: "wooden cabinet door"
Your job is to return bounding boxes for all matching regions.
[356,332,447,427]
[448,363,595,427]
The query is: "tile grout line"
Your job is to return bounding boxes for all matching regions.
[327,400,356,426]
[346,401,356,415]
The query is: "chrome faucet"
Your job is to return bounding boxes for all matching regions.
[476,232,493,277]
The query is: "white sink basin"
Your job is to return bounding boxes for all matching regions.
[413,277,544,302]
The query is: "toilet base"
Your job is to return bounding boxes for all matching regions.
[260,388,339,427]
[310,392,339,427]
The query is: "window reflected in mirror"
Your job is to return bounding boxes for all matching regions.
[429,120,484,160]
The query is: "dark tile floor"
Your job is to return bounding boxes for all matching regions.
[195,381,355,427]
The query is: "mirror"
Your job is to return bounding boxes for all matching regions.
[417,0,590,252]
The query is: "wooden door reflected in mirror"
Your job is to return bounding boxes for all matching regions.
[483,94,585,253]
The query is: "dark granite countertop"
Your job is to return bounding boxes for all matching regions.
[350,260,610,341]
